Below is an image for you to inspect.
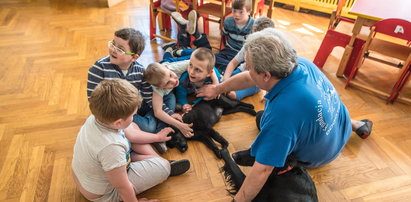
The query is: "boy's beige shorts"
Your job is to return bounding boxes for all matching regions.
[91,157,170,202]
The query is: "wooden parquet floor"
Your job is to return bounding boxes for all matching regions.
[1,0,411,201]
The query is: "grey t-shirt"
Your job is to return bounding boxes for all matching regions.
[234,47,246,72]
[72,115,131,195]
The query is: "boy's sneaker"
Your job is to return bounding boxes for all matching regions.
[171,12,188,29]
[152,142,168,154]
[169,159,190,176]
[188,10,198,36]
[171,48,184,57]
[161,41,177,52]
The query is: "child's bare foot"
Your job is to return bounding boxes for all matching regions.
[227,91,236,100]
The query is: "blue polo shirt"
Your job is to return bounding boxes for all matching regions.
[250,57,352,168]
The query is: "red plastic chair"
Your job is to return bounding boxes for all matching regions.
[252,0,265,18]
[345,18,411,103]
[313,29,365,77]
[313,0,365,76]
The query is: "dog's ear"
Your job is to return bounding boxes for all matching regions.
[182,109,196,124]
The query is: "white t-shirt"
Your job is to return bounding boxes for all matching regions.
[72,115,131,195]
[152,60,190,97]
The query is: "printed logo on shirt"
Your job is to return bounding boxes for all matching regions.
[315,77,340,135]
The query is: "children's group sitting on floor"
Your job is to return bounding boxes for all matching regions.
[72,0,374,201]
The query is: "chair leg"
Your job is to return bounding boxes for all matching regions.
[313,29,351,68]
[345,40,367,88]
[258,0,264,16]
[150,6,157,40]
[389,63,411,103]
[343,38,366,78]
[201,14,210,35]
[161,13,172,31]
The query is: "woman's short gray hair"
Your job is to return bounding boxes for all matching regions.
[244,28,297,79]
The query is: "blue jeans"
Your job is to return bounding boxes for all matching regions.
[133,93,176,133]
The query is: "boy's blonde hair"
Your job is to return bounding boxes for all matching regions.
[89,79,142,123]
[253,16,275,32]
[232,0,252,11]
[144,62,166,86]
[115,28,145,56]
[192,47,215,72]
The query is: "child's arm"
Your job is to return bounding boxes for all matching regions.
[125,123,172,144]
[223,58,240,82]
[210,69,220,85]
[152,92,193,137]
[105,165,138,202]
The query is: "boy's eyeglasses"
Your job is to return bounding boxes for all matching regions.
[108,41,137,56]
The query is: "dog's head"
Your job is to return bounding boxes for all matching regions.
[166,129,188,153]
[183,102,221,130]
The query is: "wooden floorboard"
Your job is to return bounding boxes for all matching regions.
[0,0,410,201]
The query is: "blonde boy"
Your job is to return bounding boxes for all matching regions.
[144,48,220,138]
[72,79,190,202]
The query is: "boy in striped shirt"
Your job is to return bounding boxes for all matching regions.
[87,28,173,153]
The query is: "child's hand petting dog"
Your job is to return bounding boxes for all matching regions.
[177,122,194,138]
[156,127,174,142]
[171,113,183,122]
[182,104,192,113]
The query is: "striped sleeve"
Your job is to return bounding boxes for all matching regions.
[87,62,105,98]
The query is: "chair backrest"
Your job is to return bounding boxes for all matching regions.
[372,18,411,43]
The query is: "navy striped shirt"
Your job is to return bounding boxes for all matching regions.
[87,56,173,115]
[222,16,254,51]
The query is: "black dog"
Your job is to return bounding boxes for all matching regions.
[220,148,318,202]
[166,95,256,158]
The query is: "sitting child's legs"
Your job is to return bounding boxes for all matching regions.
[128,157,170,194]
[133,113,157,133]
[160,49,195,63]
[130,143,160,162]
[233,86,260,100]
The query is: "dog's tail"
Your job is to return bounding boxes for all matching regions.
[220,148,246,195]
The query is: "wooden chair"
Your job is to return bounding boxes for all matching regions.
[345,18,411,104]
[150,0,189,42]
[328,0,355,30]
[192,0,232,50]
